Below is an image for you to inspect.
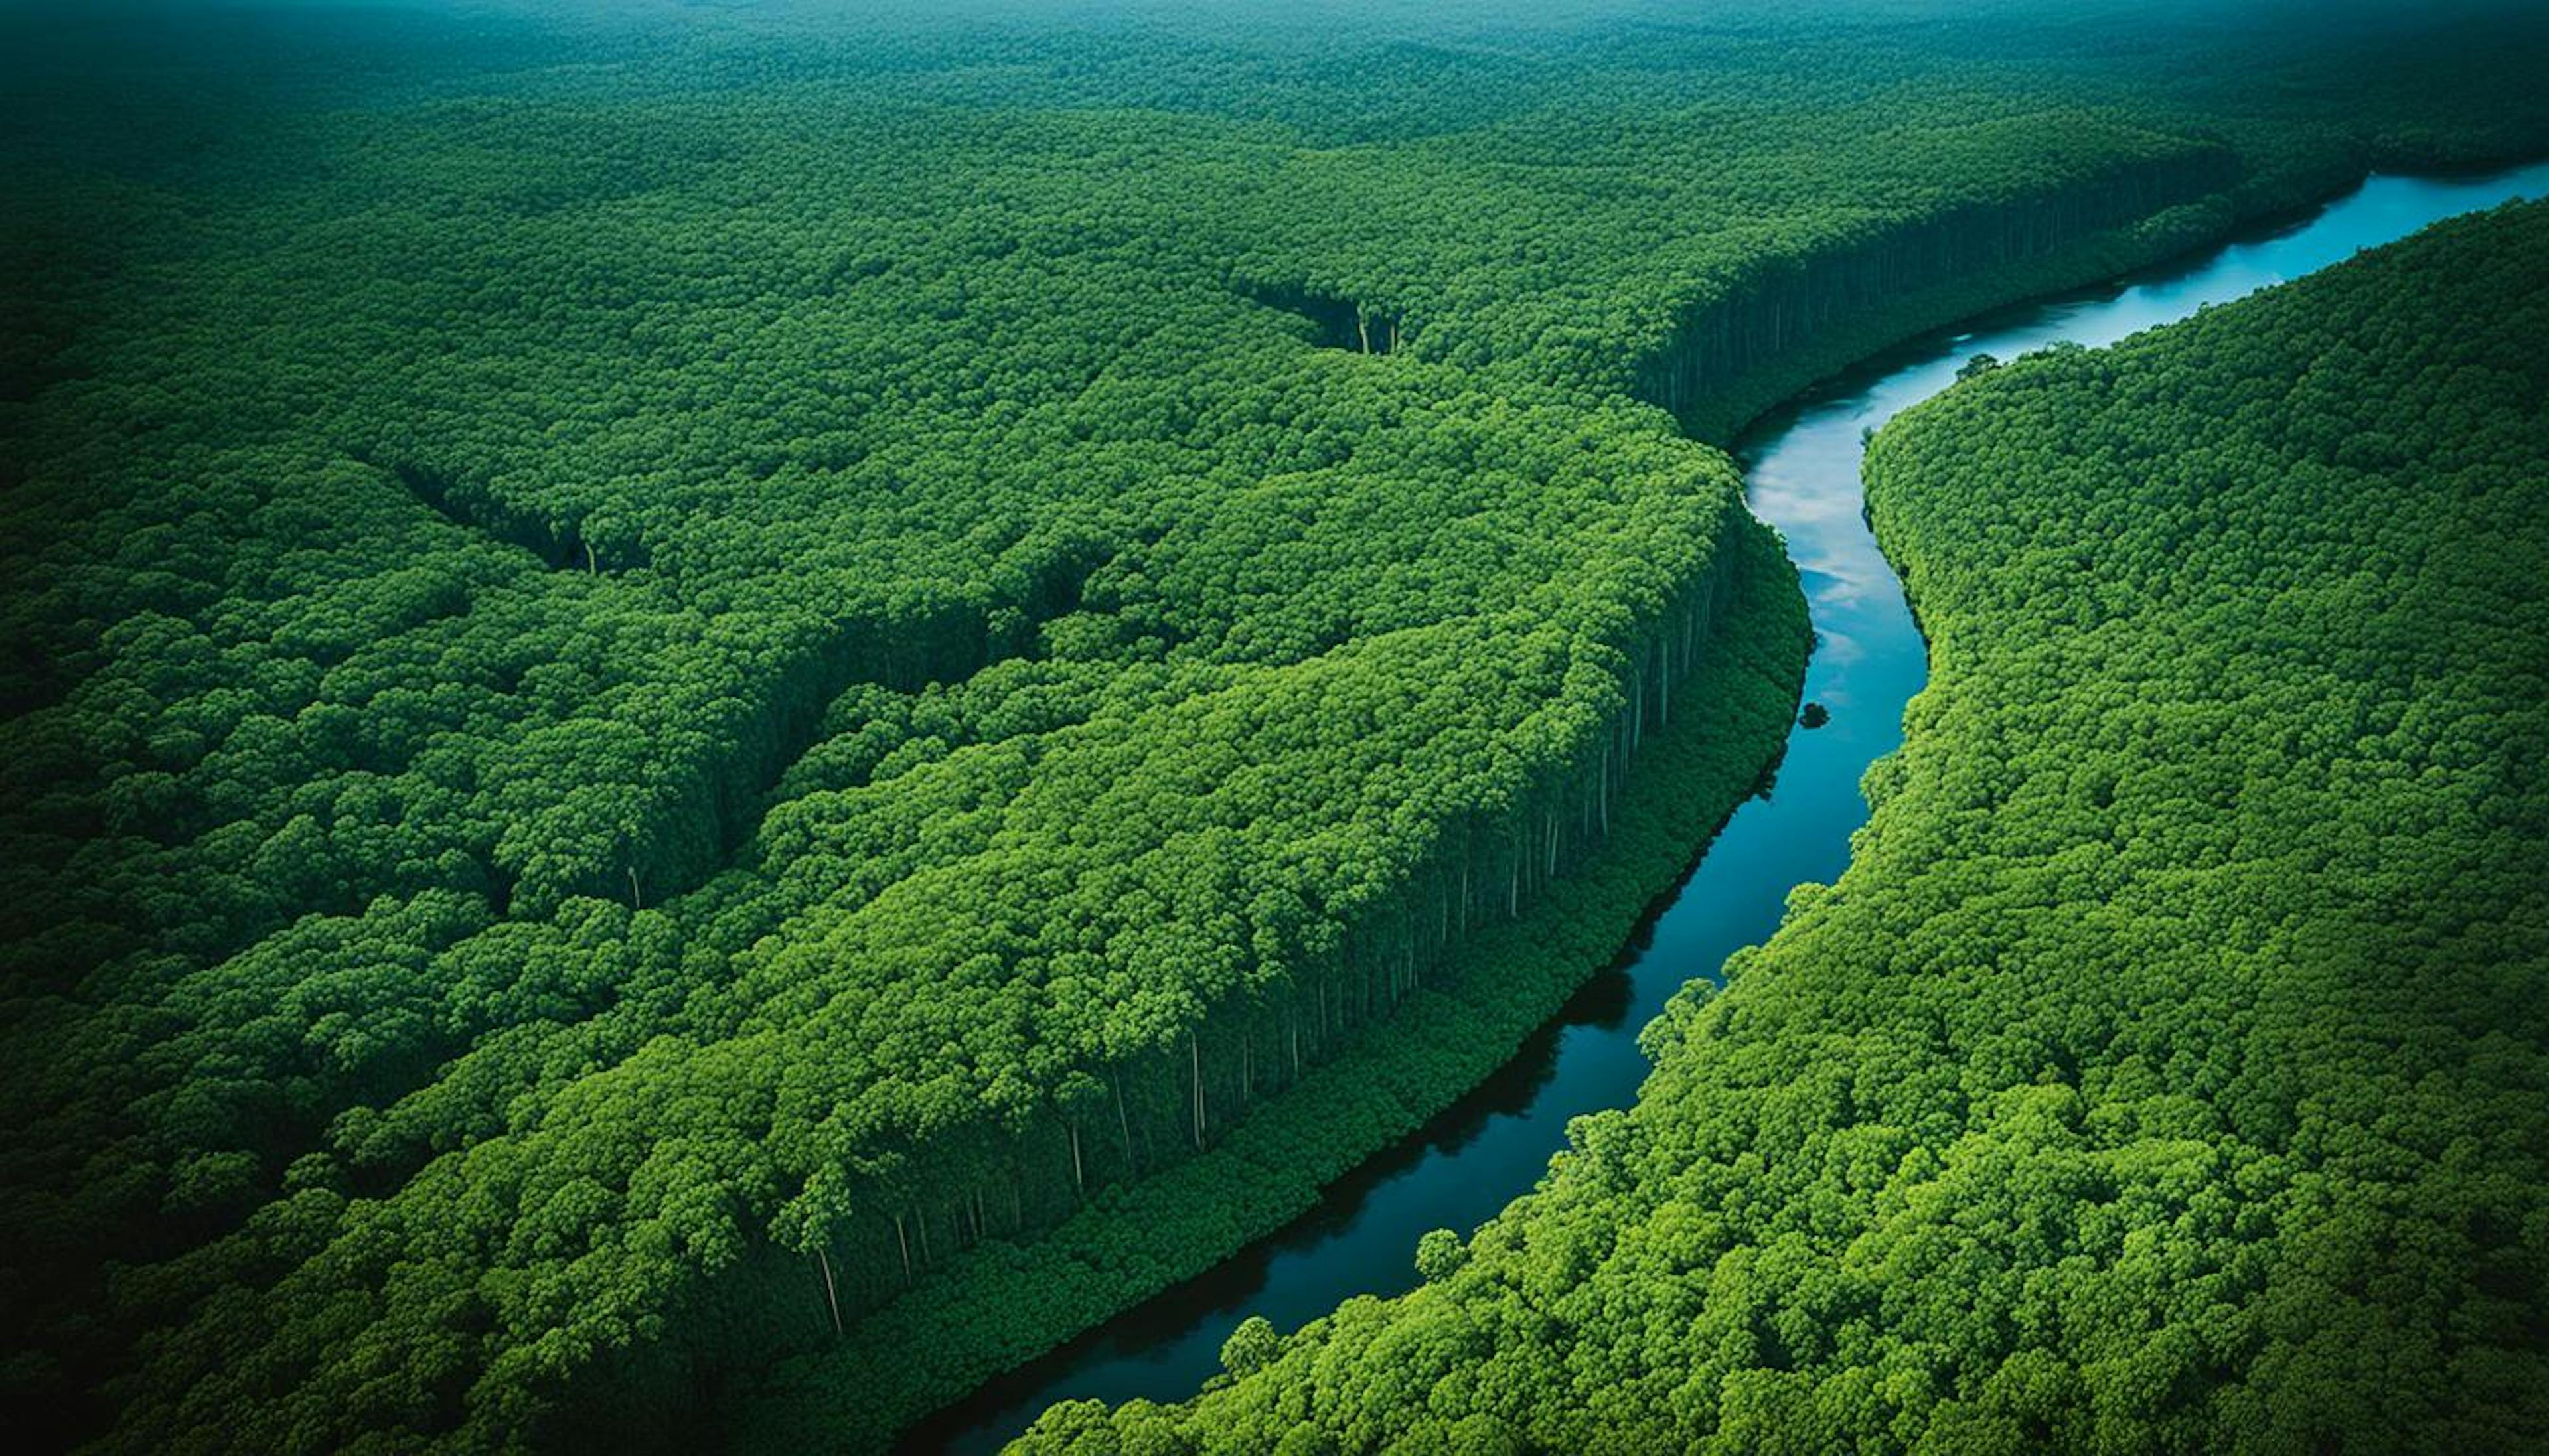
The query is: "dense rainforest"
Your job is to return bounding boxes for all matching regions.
[1024,197,2549,1455]
[3,2,2547,1451]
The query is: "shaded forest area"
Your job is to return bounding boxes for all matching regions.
[3,2,2548,1451]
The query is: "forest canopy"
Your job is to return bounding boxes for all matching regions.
[4,2,2548,1452]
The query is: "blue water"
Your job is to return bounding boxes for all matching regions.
[912,159,2549,1455]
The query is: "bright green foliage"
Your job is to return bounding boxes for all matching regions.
[1038,200,2549,1454]
[4,2,2547,1452]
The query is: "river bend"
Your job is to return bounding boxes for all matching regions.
[916,158,2549,1455]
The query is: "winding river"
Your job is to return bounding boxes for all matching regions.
[914,158,2549,1455]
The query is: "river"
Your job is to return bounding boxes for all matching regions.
[909,157,2549,1455]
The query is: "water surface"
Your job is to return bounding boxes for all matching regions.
[915,158,2549,1455]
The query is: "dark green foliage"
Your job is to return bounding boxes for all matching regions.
[5,3,2548,1452]
[731,520,1804,1453]
[1042,199,2549,1455]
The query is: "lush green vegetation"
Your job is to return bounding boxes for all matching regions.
[5,3,2548,1451]
[1028,198,2549,1455]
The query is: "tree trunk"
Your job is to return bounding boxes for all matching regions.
[1599,747,1611,837]
[1113,1070,1135,1167]
[1189,1029,1205,1150]
[816,1247,843,1337]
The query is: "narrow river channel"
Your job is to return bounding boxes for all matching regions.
[913,157,2549,1455]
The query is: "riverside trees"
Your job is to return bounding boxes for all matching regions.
[1030,198,2549,1455]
